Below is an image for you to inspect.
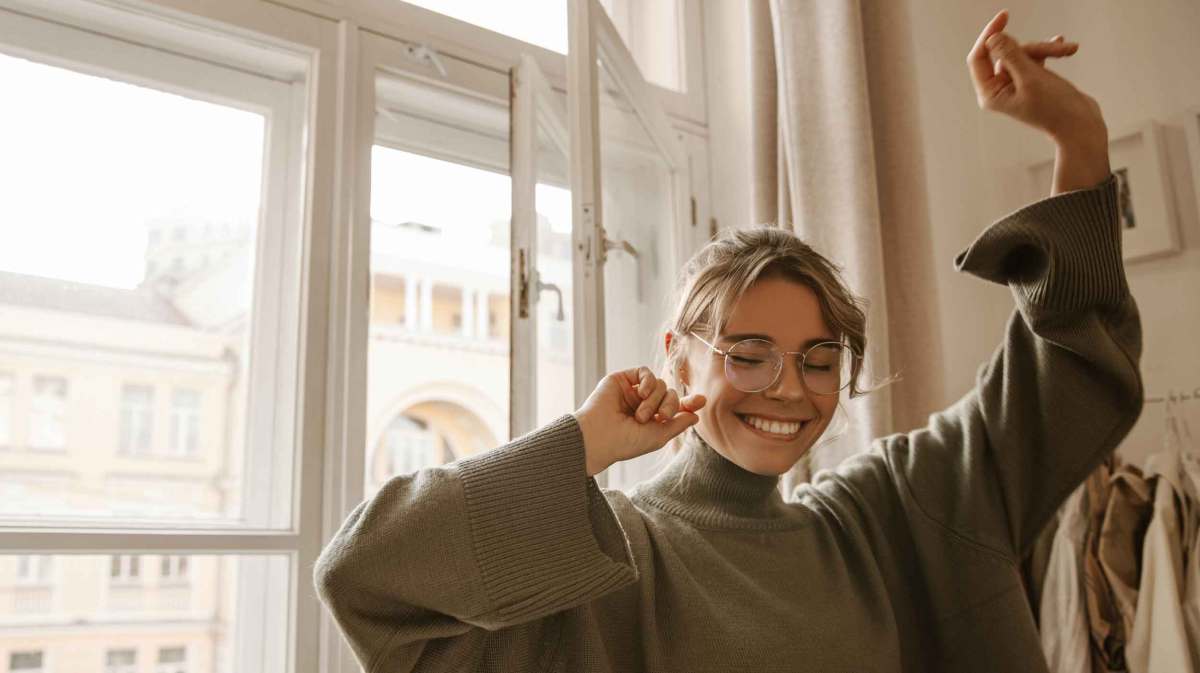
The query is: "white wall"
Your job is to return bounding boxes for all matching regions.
[909,0,1200,464]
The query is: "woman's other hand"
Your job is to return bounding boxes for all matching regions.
[967,9,1110,194]
[573,367,706,477]
[967,9,1106,148]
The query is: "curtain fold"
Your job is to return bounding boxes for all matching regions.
[751,0,945,487]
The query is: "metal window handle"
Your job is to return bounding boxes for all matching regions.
[537,276,566,321]
[603,236,639,260]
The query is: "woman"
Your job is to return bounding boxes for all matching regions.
[315,9,1143,672]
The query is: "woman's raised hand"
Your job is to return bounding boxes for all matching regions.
[967,9,1106,146]
[573,366,706,477]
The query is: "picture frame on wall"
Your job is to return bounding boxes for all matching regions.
[1028,120,1180,263]
[1182,105,1200,226]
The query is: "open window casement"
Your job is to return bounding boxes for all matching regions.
[510,55,575,439]
[568,0,691,490]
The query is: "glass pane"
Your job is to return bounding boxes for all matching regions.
[597,57,677,489]
[533,119,574,429]
[365,75,511,498]
[398,0,682,91]
[0,49,285,525]
[598,0,683,91]
[0,554,288,673]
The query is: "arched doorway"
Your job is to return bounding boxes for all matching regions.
[365,399,497,495]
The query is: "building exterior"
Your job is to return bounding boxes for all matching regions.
[0,210,569,671]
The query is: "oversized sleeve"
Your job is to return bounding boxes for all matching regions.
[312,413,641,673]
[882,172,1145,562]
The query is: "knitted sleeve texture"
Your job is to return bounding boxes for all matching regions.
[313,413,639,672]
[884,172,1145,562]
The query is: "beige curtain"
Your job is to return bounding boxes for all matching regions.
[749,0,945,488]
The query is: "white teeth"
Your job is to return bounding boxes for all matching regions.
[742,415,801,436]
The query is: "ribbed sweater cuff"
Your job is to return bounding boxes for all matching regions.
[455,413,638,627]
[953,172,1125,316]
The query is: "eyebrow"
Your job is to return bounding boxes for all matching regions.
[718,333,838,349]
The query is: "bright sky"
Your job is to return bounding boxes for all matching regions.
[0,52,264,289]
[0,50,570,291]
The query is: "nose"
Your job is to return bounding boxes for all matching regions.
[763,354,809,403]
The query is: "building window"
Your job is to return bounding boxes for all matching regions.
[109,555,140,583]
[8,651,44,673]
[30,376,67,450]
[105,649,137,673]
[120,385,154,455]
[169,389,200,456]
[0,372,12,446]
[156,646,187,673]
[160,555,189,582]
[15,555,53,585]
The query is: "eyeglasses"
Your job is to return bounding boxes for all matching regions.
[688,331,859,395]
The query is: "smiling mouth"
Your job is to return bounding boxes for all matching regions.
[736,414,808,441]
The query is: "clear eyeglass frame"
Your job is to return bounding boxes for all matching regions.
[686,330,860,396]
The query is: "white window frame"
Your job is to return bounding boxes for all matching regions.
[265,0,707,125]
[0,2,336,673]
[510,53,572,437]
[566,0,691,490]
[0,2,712,673]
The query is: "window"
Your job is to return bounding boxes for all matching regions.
[15,555,53,584]
[160,555,189,582]
[8,651,43,673]
[29,376,66,450]
[0,372,11,446]
[119,385,154,455]
[169,389,200,456]
[0,1,303,528]
[105,649,137,673]
[109,555,140,583]
[0,0,702,671]
[156,646,187,673]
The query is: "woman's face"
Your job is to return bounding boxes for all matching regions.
[675,277,840,476]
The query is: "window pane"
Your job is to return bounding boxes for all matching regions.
[0,45,279,525]
[597,57,678,489]
[0,373,11,446]
[365,74,511,496]
[397,1,682,90]
[0,554,287,672]
[169,390,201,457]
[30,376,67,450]
[9,651,42,671]
[119,385,155,455]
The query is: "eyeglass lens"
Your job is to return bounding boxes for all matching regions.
[724,339,850,394]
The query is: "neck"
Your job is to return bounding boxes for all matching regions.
[631,427,800,530]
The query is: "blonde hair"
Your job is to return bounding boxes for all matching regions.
[653,225,897,463]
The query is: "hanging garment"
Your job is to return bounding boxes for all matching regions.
[1083,457,1132,673]
[1040,483,1092,673]
[1099,463,1153,636]
[1024,507,1061,629]
[1125,447,1196,673]
[1174,413,1200,673]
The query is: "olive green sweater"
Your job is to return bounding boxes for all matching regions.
[314,172,1143,672]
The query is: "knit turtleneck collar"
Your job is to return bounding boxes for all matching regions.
[630,427,807,531]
